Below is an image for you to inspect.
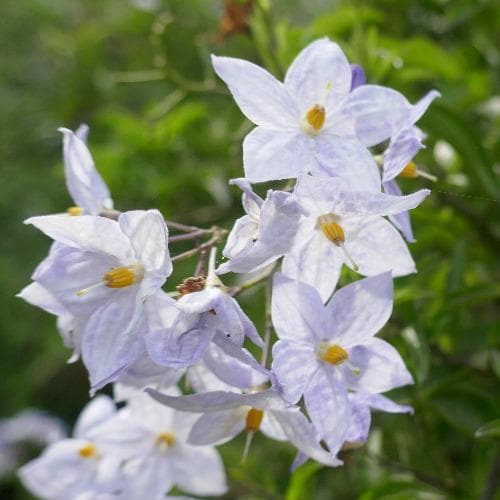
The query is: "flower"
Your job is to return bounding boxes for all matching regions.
[217,178,303,274]
[212,37,438,191]
[18,396,122,500]
[59,125,114,216]
[147,387,341,467]
[271,272,413,456]
[89,390,227,498]
[24,210,172,390]
[283,175,430,301]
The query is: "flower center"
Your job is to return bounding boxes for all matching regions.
[318,343,349,366]
[305,104,326,132]
[398,161,437,182]
[67,206,83,216]
[78,443,98,459]
[176,275,206,295]
[103,265,144,288]
[316,214,359,271]
[76,264,145,297]
[156,432,175,451]
[245,408,264,432]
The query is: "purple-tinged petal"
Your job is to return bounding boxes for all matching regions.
[172,444,227,496]
[282,227,343,303]
[409,90,441,124]
[340,85,411,147]
[334,188,430,217]
[325,272,393,347]
[344,397,371,444]
[229,177,263,215]
[357,393,413,415]
[384,180,416,242]
[74,395,116,439]
[303,367,349,457]
[146,388,284,413]
[346,216,416,277]
[75,123,89,142]
[284,38,352,114]
[82,293,145,391]
[382,127,424,182]
[272,273,326,343]
[188,409,245,445]
[243,127,317,183]
[17,282,67,317]
[118,210,171,280]
[350,64,366,90]
[59,127,113,215]
[260,412,288,441]
[272,407,343,467]
[344,338,414,393]
[314,135,382,192]
[212,55,299,128]
[271,340,317,404]
[25,215,133,261]
[203,342,268,390]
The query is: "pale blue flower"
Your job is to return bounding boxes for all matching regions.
[271,272,413,457]
[283,175,430,301]
[218,178,303,275]
[212,38,438,191]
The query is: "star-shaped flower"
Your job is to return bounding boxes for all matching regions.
[217,178,303,275]
[271,272,413,456]
[24,210,172,390]
[212,37,438,191]
[283,175,430,301]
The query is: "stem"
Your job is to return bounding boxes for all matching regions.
[165,219,205,233]
[171,230,226,263]
[168,229,212,243]
[481,451,500,500]
[260,277,273,368]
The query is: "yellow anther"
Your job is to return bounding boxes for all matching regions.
[67,206,83,216]
[398,162,438,182]
[321,221,345,246]
[398,161,418,179]
[245,408,264,433]
[103,265,144,289]
[306,104,326,131]
[319,344,349,366]
[78,443,98,458]
[156,432,175,450]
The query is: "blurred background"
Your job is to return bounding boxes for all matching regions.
[1,0,499,498]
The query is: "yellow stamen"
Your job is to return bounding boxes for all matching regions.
[67,206,83,216]
[78,443,98,458]
[398,162,437,182]
[156,432,175,450]
[320,221,345,246]
[306,105,326,131]
[103,265,144,289]
[319,344,349,366]
[245,408,264,433]
[398,161,418,179]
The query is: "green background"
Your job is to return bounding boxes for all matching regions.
[1,0,499,498]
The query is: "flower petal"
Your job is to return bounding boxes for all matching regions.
[271,340,317,404]
[74,395,116,438]
[59,127,113,214]
[272,272,326,342]
[243,127,317,182]
[344,338,414,393]
[303,367,349,456]
[25,214,132,261]
[188,409,245,445]
[212,55,299,128]
[326,272,393,347]
[284,38,352,114]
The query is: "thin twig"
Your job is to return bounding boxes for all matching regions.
[171,230,227,263]
[168,229,212,243]
[165,219,205,233]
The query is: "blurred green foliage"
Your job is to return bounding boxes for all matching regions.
[1,0,499,498]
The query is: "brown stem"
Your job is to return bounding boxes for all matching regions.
[171,230,227,263]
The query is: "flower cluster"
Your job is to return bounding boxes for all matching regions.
[18,38,437,498]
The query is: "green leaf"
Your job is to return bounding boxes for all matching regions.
[285,461,321,500]
[475,419,500,439]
